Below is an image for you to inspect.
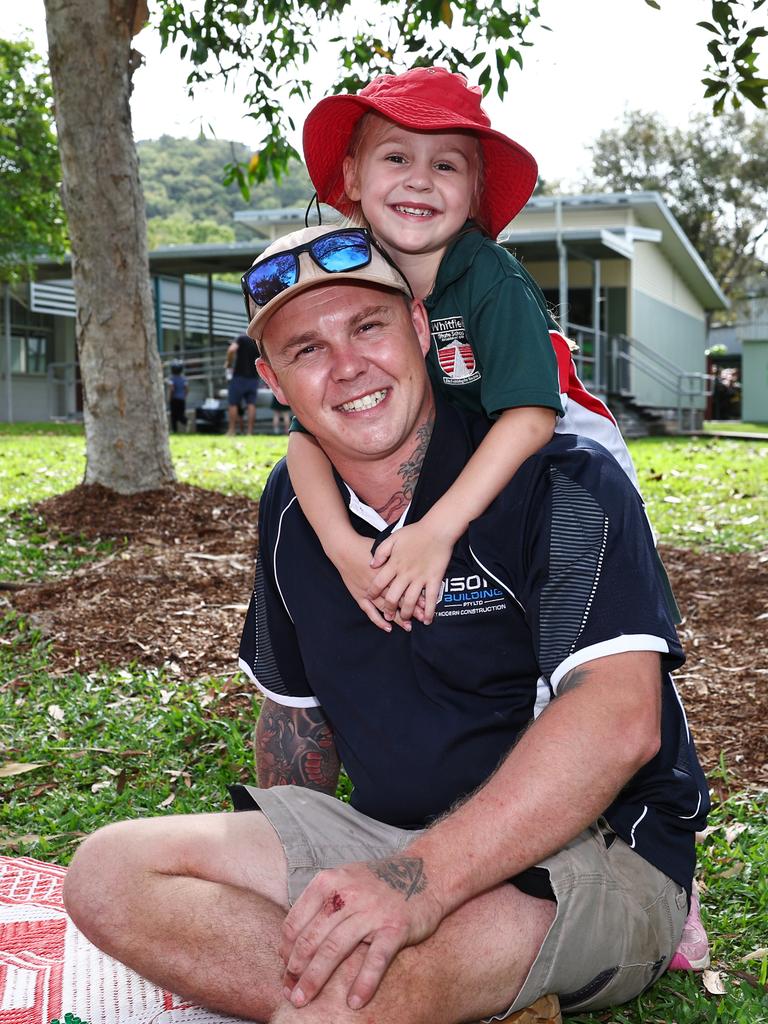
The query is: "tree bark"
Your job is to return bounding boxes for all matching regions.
[44,0,174,493]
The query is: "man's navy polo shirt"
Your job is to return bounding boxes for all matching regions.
[238,398,709,894]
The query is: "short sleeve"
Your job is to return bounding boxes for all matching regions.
[237,468,319,707]
[471,267,563,419]
[509,442,683,688]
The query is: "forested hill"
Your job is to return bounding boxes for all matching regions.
[136,135,313,247]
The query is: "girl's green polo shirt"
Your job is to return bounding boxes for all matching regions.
[424,226,563,420]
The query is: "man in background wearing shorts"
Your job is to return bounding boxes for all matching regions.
[63,226,709,1024]
[226,331,260,435]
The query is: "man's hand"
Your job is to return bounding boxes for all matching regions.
[279,854,444,1010]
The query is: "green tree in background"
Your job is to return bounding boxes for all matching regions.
[157,0,767,192]
[0,37,67,281]
[41,0,767,494]
[145,213,235,248]
[583,108,768,318]
[137,136,313,234]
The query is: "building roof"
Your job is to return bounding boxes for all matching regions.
[31,240,270,281]
[510,192,728,310]
[30,191,727,310]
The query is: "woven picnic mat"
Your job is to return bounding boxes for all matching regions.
[0,856,247,1024]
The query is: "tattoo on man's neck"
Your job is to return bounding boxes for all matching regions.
[369,855,427,900]
[374,416,434,522]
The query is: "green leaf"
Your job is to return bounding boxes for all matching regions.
[711,1,735,32]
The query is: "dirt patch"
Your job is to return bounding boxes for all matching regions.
[6,483,768,790]
[8,484,259,684]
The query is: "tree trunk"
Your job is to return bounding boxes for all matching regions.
[44,0,174,493]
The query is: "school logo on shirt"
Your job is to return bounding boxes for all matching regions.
[431,315,481,386]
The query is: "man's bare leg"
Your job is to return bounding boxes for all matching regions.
[64,812,555,1024]
[227,404,240,435]
[64,811,290,1021]
[246,402,256,435]
[269,881,555,1024]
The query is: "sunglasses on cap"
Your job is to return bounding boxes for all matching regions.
[240,228,412,321]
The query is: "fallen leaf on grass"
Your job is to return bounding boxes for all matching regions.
[724,822,748,844]
[702,969,727,996]
[0,834,42,849]
[696,824,722,842]
[91,780,111,793]
[48,704,65,721]
[719,861,744,878]
[158,792,175,809]
[0,762,45,777]
[740,947,768,962]
[30,782,58,797]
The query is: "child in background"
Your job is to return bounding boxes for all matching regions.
[289,66,651,631]
[166,359,188,434]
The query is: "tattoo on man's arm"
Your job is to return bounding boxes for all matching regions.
[368,856,427,900]
[255,701,340,795]
[557,665,593,697]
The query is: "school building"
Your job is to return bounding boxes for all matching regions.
[2,191,737,430]
[705,282,768,423]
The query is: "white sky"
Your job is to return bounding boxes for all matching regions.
[2,0,763,188]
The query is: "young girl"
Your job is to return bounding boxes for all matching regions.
[290,67,655,630]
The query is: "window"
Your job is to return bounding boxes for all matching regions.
[11,334,49,375]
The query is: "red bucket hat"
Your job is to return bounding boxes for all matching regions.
[303,67,538,239]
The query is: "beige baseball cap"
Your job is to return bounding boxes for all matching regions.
[243,225,412,344]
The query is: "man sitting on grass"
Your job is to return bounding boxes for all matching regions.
[63,225,710,1024]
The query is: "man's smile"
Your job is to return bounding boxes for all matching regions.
[336,388,389,413]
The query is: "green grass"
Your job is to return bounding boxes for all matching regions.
[170,433,289,497]
[0,433,288,582]
[0,421,85,436]
[1,611,765,1023]
[1,424,766,1022]
[0,612,254,862]
[704,420,767,434]
[630,436,767,552]
[1,429,765,557]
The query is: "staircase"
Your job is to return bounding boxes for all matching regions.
[605,334,713,435]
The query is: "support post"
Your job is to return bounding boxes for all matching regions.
[179,275,186,357]
[3,284,12,424]
[592,258,601,394]
[555,198,569,331]
[206,272,214,399]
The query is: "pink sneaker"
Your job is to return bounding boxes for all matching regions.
[669,882,710,971]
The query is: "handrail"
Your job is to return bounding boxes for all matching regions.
[609,334,714,431]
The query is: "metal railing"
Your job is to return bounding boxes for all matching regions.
[566,322,600,391]
[608,334,714,431]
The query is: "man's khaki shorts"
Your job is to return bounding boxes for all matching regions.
[234,785,688,1019]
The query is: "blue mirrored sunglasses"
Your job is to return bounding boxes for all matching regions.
[240,228,411,321]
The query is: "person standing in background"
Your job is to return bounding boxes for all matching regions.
[225,333,260,435]
[166,359,188,434]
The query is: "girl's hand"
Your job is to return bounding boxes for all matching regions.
[332,532,409,633]
[368,522,452,624]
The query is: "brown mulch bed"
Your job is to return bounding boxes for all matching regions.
[6,484,768,790]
